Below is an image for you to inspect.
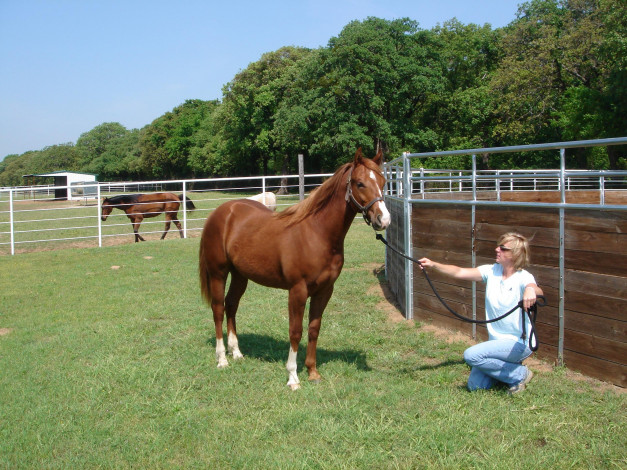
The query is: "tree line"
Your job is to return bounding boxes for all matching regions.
[0,0,625,186]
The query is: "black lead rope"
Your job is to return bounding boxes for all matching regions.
[375,234,546,351]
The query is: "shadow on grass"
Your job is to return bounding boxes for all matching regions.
[392,359,466,377]
[372,263,406,315]
[412,358,466,371]
[208,333,371,372]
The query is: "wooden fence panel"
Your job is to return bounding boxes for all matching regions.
[407,193,626,387]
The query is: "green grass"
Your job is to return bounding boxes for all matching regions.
[0,222,625,469]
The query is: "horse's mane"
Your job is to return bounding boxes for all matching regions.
[277,162,352,226]
[104,194,141,205]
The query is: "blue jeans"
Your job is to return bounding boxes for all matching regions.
[463,339,532,391]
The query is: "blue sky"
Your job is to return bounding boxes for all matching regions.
[0,0,522,160]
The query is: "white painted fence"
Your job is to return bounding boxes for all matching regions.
[0,173,331,255]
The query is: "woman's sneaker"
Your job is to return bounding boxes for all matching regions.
[508,370,534,395]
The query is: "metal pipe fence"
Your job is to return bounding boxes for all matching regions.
[382,136,627,367]
[0,173,332,255]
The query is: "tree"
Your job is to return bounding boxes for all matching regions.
[489,0,625,168]
[138,99,219,179]
[214,46,313,176]
[76,123,141,180]
[490,0,568,147]
[0,144,80,186]
[76,123,129,165]
[279,17,448,171]
[430,19,503,168]
[80,129,142,180]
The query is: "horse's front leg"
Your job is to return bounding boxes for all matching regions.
[286,282,308,390]
[130,215,145,242]
[305,286,334,383]
[225,271,248,360]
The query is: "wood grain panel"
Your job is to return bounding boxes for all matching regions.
[398,190,627,387]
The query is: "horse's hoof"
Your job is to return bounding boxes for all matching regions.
[308,371,322,383]
[231,350,244,360]
[288,383,301,391]
[217,360,229,369]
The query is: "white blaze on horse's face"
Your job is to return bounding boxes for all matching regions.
[369,170,391,231]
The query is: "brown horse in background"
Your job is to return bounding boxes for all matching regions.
[101,192,196,242]
[199,149,390,389]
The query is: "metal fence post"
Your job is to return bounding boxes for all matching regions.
[471,154,477,339]
[182,181,188,238]
[97,184,102,247]
[298,154,305,201]
[403,154,413,319]
[558,148,566,366]
[9,189,15,255]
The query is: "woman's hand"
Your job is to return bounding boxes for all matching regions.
[523,285,538,310]
[418,257,433,270]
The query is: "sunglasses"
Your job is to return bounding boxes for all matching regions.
[497,244,512,251]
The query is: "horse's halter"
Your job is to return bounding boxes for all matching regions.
[345,165,385,226]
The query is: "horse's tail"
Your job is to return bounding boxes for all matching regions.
[199,239,212,305]
[179,194,196,211]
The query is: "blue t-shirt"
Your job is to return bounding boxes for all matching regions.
[477,263,536,344]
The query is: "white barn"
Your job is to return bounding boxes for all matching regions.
[24,171,97,200]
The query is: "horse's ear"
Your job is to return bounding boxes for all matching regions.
[372,149,383,166]
[353,147,364,164]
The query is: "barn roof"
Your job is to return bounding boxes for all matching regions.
[22,171,96,178]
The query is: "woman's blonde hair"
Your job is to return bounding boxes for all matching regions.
[498,232,531,270]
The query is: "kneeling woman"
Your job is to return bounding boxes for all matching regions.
[419,232,543,395]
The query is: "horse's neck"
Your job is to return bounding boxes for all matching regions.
[310,191,357,249]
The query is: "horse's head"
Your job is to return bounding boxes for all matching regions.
[346,148,391,231]
[101,198,113,221]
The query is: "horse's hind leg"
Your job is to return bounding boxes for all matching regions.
[225,271,248,360]
[160,220,171,239]
[161,212,174,239]
[172,214,184,238]
[305,286,334,383]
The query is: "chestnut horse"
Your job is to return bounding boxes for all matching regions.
[199,149,390,389]
[101,192,196,242]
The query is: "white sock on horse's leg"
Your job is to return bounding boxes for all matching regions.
[286,347,300,390]
[228,331,244,360]
[216,338,229,368]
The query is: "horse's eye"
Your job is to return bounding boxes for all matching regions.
[356,182,365,188]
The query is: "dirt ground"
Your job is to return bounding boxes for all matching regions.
[366,264,624,395]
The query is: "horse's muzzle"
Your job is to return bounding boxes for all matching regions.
[369,202,391,231]
[371,215,390,231]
